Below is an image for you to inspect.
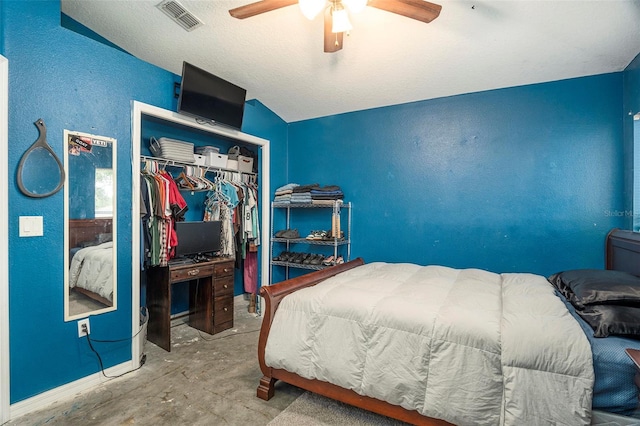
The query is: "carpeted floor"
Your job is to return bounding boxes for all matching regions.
[266,391,410,426]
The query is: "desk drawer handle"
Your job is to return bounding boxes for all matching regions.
[223,284,228,289]
[223,307,229,312]
[187,268,200,276]
[223,268,231,273]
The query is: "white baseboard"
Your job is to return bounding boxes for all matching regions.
[9,360,134,420]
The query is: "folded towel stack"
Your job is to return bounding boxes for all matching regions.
[290,183,318,204]
[274,183,299,204]
[274,183,345,205]
[311,185,344,205]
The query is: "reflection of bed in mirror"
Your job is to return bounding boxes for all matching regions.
[68,219,113,313]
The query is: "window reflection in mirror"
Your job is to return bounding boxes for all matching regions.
[64,130,117,321]
[95,168,114,218]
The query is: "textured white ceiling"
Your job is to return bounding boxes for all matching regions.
[61,0,640,123]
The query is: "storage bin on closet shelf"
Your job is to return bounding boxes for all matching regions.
[227,145,254,173]
[194,154,206,166]
[206,152,228,168]
[196,146,227,168]
[226,156,254,172]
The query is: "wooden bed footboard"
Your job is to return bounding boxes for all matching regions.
[257,257,364,385]
[256,257,453,426]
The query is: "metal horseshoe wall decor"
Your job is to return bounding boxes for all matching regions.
[16,118,66,198]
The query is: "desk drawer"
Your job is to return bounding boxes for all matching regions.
[215,261,234,277]
[214,276,234,298]
[170,265,214,282]
[214,298,233,324]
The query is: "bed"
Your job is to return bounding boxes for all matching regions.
[257,229,640,425]
[68,218,114,306]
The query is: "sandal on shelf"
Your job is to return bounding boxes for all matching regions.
[335,255,344,265]
[306,230,327,240]
[310,254,325,265]
[322,255,335,266]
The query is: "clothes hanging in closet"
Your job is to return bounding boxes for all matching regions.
[140,160,187,267]
[204,175,239,257]
[203,172,260,293]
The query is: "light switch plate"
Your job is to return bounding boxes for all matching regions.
[19,216,43,237]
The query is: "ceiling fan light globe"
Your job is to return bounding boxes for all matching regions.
[299,0,326,20]
[331,8,352,32]
[343,0,367,14]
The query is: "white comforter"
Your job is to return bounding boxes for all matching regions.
[69,241,114,302]
[265,263,594,426]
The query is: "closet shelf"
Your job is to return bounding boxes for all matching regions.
[141,155,256,175]
[271,237,349,246]
[272,202,349,209]
[270,261,328,271]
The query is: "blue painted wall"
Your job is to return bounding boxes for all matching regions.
[2,0,287,404]
[288,74,626,276]
[624,52,640,229]
[2,0,637,411]
[4,0,173,403]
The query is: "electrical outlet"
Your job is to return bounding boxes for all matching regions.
[77,318,90,338]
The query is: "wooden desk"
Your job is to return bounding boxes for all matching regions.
[146,258,235,352]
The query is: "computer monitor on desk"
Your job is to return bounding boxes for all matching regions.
[173,220,222,262]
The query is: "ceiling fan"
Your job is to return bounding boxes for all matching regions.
[229,0,442,53]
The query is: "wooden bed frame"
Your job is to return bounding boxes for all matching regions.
[68,218,113,306]
[68,218,112,249]
[256,228,640,425]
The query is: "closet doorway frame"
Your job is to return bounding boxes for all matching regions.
[131,101,270,364]
[1,54,10,423]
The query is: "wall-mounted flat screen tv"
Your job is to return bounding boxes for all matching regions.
[177,61,246,131]
[174,220,222,259]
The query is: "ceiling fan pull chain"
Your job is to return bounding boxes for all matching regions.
[335,33,339,47]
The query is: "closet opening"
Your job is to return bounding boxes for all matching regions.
[131,101,270,361]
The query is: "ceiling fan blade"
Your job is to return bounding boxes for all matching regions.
[367,0,441,23]
[324,7,343,53]
[229,0,298,19]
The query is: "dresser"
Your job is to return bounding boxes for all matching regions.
[146,257,235,351]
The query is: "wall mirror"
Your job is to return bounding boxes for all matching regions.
[64,129,117,321]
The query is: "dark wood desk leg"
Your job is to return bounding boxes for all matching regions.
[146,266,172,352]
[190,276,213,334]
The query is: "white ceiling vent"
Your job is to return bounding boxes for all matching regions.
[156,0,203,32]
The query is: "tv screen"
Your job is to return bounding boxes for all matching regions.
[174,220,222,259]
[177,61,246,130]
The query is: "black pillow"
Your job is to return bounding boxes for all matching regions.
[548,269,640,308]
[576,304,640,339]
